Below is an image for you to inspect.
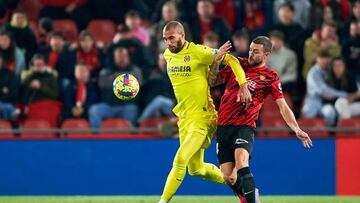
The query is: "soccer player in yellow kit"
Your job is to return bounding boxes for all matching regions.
[158,21,252,203]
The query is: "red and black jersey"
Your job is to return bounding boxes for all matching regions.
[218,57,283,128]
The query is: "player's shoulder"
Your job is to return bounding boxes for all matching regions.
[264,66,280,80]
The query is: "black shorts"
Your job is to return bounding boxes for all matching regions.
[216,125,255,164]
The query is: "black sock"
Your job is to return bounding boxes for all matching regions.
[229,176,243,195]
[238,167,256,203]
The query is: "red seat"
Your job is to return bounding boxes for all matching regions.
[53,20,78,43]
[0,120,13,139]
[87,19,115,44]
[27,100,62,128]
[99,118,133,138]
[18,0,42,21]
[298,117,329,137]
[139,117,169,128]
[139,117,171,138]
[262,117,290,137]
[337,118,360,136]
[21,119,56,138]
[61,118,91,138]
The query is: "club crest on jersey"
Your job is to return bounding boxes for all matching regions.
[260,75,266,80]
[184,55,190,62]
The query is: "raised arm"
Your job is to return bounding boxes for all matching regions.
[275,98,313,148]
[208,41,252,108]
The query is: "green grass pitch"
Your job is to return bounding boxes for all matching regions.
[0,196,360,203]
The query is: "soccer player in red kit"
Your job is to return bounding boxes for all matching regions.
[208,36,313,203]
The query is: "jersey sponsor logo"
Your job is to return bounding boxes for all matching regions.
[235,138,248,144]
[184,55,190,62]
[167,66,191,73]
[247,77,257,91]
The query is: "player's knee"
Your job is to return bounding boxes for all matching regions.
[173,153,187,166]
[222,173,236,185]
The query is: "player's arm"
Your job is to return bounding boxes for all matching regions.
[208,41,252,108]
[275,98,313,148]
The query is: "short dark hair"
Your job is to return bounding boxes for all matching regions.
[269,30,285,41]
[12,8,26,16]
[233,28,249,39]
[279,1,294,12]
[252,36,272,52]
[39,17,53,33]
[79,30,93,40]
[50,31,65,40]
[125,10,141,18]
[30,54,46,66]
[203,32,219,42]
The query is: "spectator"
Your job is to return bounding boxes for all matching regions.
[0,30,25,77]
[21,54,60,127]
[0,53,19,120]
[21,54,59,103]
[62,62,98,120]
[303,22,341,79]
[125,10,149,46]
[189,0,231,45]
[302,51,346,126]
[231,29,250,58]
[138,54,175,124]
[273,0,311,29]
[38,17,53,47]
[76,30,103,82]
[37,31,76,88]
[341,0,360,42]
[267,30,297,93]
[202,32,225,110]
[2,8,37,64]
[309,0,350,31]
[111,25,152,78]
[149,1,192,54]
[89,47,142,128]
[326,57,360,119]
[39,0,91,30]
[213,0,236,31]
[273,1,306,84]
[342,21,360,81]
[234,0,273,36]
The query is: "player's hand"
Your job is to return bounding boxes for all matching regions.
[215,41,232,62]
[295,129,313,148]
[237,83,252,110]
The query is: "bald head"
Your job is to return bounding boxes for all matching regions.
[163,21,186,53]
[163,21,184,34]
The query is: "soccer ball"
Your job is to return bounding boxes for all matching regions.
[113,73,140,100]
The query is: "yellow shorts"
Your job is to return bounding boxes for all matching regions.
[178,114,217,149]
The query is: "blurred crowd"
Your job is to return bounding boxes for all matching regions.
[0,0,359,129]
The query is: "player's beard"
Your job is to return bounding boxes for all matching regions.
[248,57,263,67]
[168,39,183,53]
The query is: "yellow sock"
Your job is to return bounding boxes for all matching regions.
[160,163,186,202]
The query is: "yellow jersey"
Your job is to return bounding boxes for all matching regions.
[164,41,217,118]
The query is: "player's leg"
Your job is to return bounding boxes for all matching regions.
[217,126,246,203]
[159,128,208,202]
[232,127,256,203]
[187,146,225,184]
